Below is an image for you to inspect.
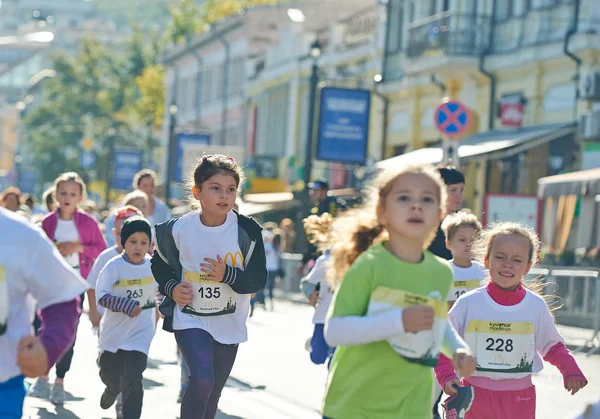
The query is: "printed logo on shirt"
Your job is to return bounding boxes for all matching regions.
[224,252,244,269]
[111,275,156,310]
[465,320,535,374]
[0,265,7,336]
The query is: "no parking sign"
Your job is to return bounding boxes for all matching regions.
[434,100,471,137]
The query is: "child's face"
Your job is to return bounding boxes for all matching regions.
[485,234,532,291]
[379,173,442,243]
[124,232,150,264]
[2,194,19,212]
[130,198,147,215]
[56,181,83,215]
[113,220,124,251]
[447,227,477,262]
[193,173,238,218]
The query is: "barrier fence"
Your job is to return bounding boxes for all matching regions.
[529,267,600,355]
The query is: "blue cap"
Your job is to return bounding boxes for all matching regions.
[308,179,329,190]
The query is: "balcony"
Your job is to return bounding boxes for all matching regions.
[406,12,492,58]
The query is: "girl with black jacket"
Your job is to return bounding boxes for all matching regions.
[151,155,267,419]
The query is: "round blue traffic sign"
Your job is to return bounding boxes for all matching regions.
[434,100,470,136]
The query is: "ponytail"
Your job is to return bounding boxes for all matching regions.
[329,209,388,286]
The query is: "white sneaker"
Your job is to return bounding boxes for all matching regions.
[29,378,50,399]
[49,382,66,405]
[305,338,312,352]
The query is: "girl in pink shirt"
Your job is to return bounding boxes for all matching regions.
[31,172,107,404]
[435,222,587,419]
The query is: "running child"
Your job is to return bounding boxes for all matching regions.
[434,222,588,419]
[442,211,486,307]
[151,154,267,419]
[31,172,107,404]
[96,217,156,419]
[0,207,87,419]
[322,165,476,419]
[300,213,336,366]
[87,206,144,328]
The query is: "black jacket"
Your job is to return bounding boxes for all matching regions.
[428,224,452,260]
[151,210,267,332]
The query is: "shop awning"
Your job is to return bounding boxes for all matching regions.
[538,168,600,198]
[237,192,301,216]
[376,122,576,170]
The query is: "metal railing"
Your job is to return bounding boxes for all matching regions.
[528,267,600,355]
[406,12,492,58]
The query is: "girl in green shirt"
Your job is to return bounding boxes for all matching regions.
[322,164,476,419]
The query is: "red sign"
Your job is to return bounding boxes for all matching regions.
[499,93,526,127]
[500,103,524,127]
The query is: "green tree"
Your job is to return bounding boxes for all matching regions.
[23,39,135,184]
[166,0,203,45]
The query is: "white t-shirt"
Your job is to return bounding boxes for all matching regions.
[172,211,250,345]
[0,208,88,383]
[96,255,156,355]
[446,261,487,303]
[54,219,81,271]
[304,252,334,324]
[449,287,563,380]
[87,246,120,316]
[264,240,280,272]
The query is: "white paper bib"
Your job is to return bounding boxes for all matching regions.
[465,320,535,378]
[367,287,447,367]
[182,270,237,317]
[448,279,482,302]
[111,275,156,310]
[0,265,7,336]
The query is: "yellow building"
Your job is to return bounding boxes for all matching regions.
[378,0,599,219]
[246,3,385,192]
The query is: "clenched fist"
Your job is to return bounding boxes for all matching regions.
[17,336,48,378]
[402,305,434,333]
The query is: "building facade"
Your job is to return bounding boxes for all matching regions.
[379,0,600,217]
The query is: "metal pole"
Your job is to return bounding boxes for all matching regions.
[165,111,177,204]
[104,132,115,210]
[303,61,319,195]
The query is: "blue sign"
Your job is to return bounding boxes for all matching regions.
[113,150,143,190]
[434,100,470,136]
[18,169,36,194]
[316,87,371,165]
[174,133,211,182]
[80,151,96,169]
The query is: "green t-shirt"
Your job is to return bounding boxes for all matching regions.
[323,243,453,419]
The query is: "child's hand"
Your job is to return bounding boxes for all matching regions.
[200,255,226,282]
[89,308,102,327]
[57,242,82,256]
[444,378,462,396]
[309,291,319,308]
[402,305,434,332]
[453,348,476,378]
[130,305,142,318]
[17,336,48,378]
[565,379,587,395]
[173,283,194,306]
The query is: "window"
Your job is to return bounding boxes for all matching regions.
[543,83,576,113]
[494,0,514,20]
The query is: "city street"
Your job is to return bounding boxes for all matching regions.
[24,299,600,419]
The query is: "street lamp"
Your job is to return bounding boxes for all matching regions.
[373,74,389,160]
[302,39,321,197]
[104,127,117,209]
[165,103,178,204]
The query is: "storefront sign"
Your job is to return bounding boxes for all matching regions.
[499,93,526,127]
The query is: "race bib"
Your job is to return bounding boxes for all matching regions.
[0,266,7,336]
[367,287,447,367]
[448,280,482,302]
[465,320,535,374]
[182,270,237,317]
[111,275,156,310]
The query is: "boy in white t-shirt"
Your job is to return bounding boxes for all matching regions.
[441,211,487,307]
[88,206,143,327]
[96,217,156,419]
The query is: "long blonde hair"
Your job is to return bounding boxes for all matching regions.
[473,222,560,312]
[329,165,446,285]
